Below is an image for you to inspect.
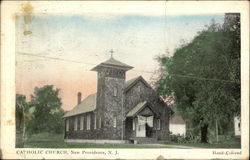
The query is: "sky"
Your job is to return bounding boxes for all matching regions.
[16,10,224,111]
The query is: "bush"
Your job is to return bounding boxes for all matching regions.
[170,134,187,143]
[170,134,179,142]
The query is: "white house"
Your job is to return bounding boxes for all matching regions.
[234,116,241,137]
[169,115,186,136]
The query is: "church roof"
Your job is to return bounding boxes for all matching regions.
[126,101,148,117]
[64,76,166,118]
[126,101,158,117]
[124,76,152,93]
[91,57,133,71]
[124,76,140,89]
[63,93,97,117]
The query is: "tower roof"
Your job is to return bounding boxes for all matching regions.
[91,57,133,71]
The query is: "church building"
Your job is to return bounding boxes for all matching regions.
[64,55,171,144]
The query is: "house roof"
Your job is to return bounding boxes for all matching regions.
[63,93,97,118]
[170,115,185,124]
[91,57,133,71]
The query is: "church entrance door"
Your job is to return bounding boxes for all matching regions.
[136,123,146,137]
[146,123,153,137]
[136,115,154,137]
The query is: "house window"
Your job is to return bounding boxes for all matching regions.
[157,119,161,130]
[87,114,91,130]
[238,122,240,129]
[66,119,69,131]
[80,116,84,130]
[114,87,117,96]
[94,114,97,129]
[113,117,117,128]
[132,119,135,131]
[99,117,102,128]
[74,117,78,131]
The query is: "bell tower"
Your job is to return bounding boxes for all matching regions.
[91,51,133,139]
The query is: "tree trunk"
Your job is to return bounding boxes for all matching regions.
[216,120,219,143]
[201,124,208,143]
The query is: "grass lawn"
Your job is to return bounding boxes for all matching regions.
[22,132,165,148]
[19,132,241,148]
[167,141,240,148]
[167,136,241,148]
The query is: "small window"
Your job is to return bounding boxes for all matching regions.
[80,116,84,130]
[132,119,135,131]
[114,87,117,97]
[87,114,91,130]
[238,122,240,129]
[94,114,97,129]
[66,119,69,131]
[99,117,102,128]
[113,117,117,128]
[157,119,161,130]
[74,117,78,131]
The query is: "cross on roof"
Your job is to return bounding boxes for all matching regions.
[109,49,114,58]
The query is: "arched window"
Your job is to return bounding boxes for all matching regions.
[114,87,118,96]
[87,114,91,130]
[80,116,84,130]
[66,119,69,131]
[132,119,135,131]
[113,117,117,128]
[157,119,161,130]
[99,117,102,128]
[74,117,78,131]
[94,114,97,129]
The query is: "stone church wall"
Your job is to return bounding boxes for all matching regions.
[125,117,135,140]
[101,77,124,140]
[65,112,106,140]
[65,79,170,141]
[124,80,170,140]
[95,67,126,140]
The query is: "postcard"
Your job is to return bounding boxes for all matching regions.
[1,1,249,159]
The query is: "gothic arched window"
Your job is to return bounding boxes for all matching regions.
[113,117,117,128]
[114,87,118,97]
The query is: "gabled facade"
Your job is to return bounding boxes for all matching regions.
[64,56,171,143]
[169,115,186,136]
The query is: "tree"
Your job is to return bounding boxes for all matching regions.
[28,85,64,134]
[16,94,27,132]
[156,14,240,143]
[16,94,35,147]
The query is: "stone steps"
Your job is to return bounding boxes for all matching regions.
[132,137,158,144]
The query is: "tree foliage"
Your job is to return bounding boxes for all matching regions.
[16,94,36,128]
[27,85,64,134]
[16,94,35,147]
[16,94,27,130]
[156,14,240,143]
